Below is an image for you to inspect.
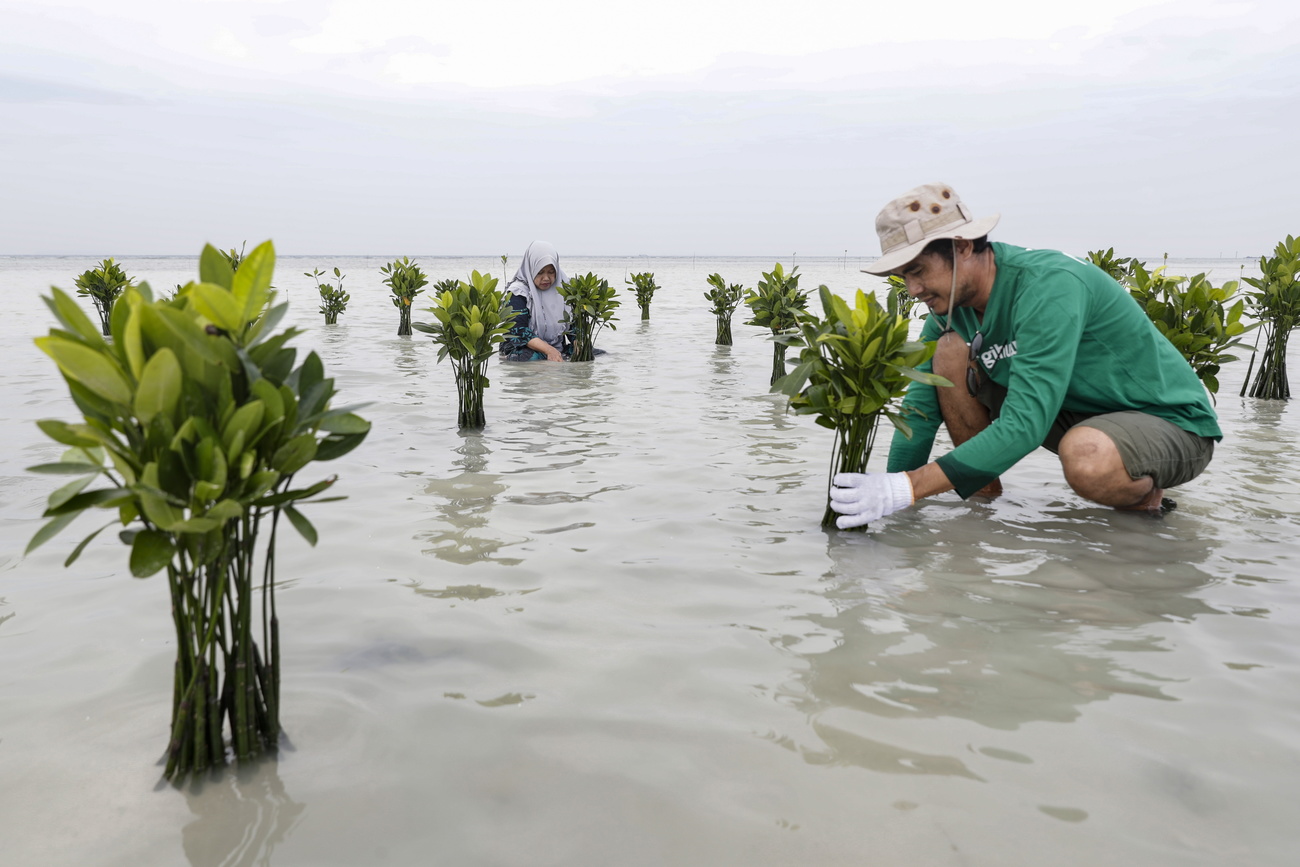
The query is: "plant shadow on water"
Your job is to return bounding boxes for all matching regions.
[768,505,1227,778]
[180,761,304,867]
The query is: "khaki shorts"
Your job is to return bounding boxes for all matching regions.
[977,380,1214,489]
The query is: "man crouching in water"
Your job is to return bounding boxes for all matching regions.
[830,183,1221,529]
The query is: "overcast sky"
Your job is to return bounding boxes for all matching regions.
[2,0,1297,257]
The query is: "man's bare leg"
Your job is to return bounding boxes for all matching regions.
[1057,425,1163,510]
[932,332,1002,497]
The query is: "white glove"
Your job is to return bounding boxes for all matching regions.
[829,472,914,529]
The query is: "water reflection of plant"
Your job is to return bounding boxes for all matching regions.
[74,258,135,336]
[1241,235,1300,399]
[704,273,745,346]
[558,272,620,362]
[415,271,516,429]
[307,267,350,325]
[745,263,808,386]
[381,256,429,337]
[626,271,658,321]
[775,286,946,529]
[29,241,370,780]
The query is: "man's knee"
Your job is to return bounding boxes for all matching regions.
[932,330,968,381]
[1059,425,1132,494]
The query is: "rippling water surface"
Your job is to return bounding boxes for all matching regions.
[1,254,1296,866]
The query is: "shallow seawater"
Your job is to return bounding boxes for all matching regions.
[1,254,1297,866]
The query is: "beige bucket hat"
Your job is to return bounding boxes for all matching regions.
[862,182,1000,275]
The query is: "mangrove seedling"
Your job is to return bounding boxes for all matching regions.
[308,267,350,325]
[1240,235,1300,399]
[74,258,135,336]
[885,274,918,319]
[626,272,659,321]
[414,270,517,429]
[381,256,429,337]
[28,240,370,781]
[744,262,809,385]
[1126,259,1250,397]
[217,242,247,273]
[558,272,620,362]
[1086,247,1138,284]
[704,273,745,345]
[501,254,508,286]
[774,286,948,530]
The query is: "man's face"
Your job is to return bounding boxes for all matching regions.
[892,252,955,316]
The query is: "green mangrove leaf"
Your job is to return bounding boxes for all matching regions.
[129,529,175,577]
[134,348,182,425]
[199,244,235,289]
[26,511,81,554]
[35,336,132,406]
[283,505,318,546]
[187,282,246,333]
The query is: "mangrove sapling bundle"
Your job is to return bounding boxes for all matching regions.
[626,272,659,321]
[414,271,516,429]
[381,256,429,337]
[704,273,744,345]
[558,272,620,362]
[74,258,135,336]
[28,241,371,781]
[1241,235,1300,399]
[218,242,247,273]
[308,267,350,325]
[744,263,809,385]
[774,286,948,530]
[1125,260,1251,397]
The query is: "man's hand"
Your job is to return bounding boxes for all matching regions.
[829,472,915,529]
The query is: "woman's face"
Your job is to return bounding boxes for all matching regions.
[533,264,557,291]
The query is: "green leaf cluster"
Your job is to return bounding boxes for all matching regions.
[381,256,430,336]
[743,263,808,333]
[1085,247,1138,284]
[415,271,517,428]
[1126,260,1251,396]
[30,240,370,779]
[774,286,949,529]
[1241,234,1300,399]
[744,263,809,384]
[308,267,350,325]
[626,272,658,319]
[74,258,135,336]
[217,243,247,273]
[558,272,620,362]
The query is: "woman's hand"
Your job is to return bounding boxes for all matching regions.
[527,337,564,362]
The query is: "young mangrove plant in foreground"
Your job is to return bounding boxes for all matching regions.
[28,241,370,781]
[1126,260,1250,397]
[704,273,745,345]
[626,272,659,321]
[744,263,809,385]
[308,267,350,325]
[381,256,429,337]
[1241,235,1300,399]
[558,272,620,362]
[75,258,135,336]
[415,271,516,429]
[775,286,948,530]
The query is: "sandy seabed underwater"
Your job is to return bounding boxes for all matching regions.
[1,254,1298,867]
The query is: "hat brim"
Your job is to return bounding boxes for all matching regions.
[861,213,1001,275]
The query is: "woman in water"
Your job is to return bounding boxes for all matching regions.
[499,241,572,362]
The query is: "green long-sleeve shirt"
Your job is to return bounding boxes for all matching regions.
[886,243,1222,498]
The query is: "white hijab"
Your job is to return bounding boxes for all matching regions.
[505,240,570,348]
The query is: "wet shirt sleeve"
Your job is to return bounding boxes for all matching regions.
[934,272,1088,498]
